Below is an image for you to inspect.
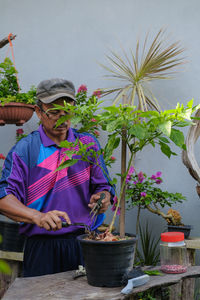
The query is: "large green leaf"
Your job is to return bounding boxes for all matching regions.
[129,124,146,139]
[170,128,185,147]
[159,120,172,137]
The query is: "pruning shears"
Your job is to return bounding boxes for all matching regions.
[90,192,105,220]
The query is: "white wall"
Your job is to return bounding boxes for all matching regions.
[1,0,200,240]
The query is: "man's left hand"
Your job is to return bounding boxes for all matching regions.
[88,191,111,214]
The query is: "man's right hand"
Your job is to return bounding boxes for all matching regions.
[33,210,71,231]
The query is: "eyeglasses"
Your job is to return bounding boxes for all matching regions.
[40,107,70,120]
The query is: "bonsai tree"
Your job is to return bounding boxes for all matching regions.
[125,169,187,227]
[0,57,36,105]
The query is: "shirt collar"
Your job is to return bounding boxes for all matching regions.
[38,125,76,147]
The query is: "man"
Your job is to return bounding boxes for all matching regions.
[0,78,114,277]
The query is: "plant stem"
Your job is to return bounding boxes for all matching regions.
[119,126,126,238]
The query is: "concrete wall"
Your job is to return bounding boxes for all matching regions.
[0,0,200,242]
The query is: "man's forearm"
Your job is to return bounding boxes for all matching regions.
[0,194,42,223]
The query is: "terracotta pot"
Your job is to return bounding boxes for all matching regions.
[0,102,35,126]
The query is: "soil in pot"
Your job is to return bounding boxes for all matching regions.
[77,233,137,287]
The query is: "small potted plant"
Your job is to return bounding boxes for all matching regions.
[0,57,36,126]
[126,169,192,239]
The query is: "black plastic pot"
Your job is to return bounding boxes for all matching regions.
[167,225,192,239]
[77,233,137,287]
[0,220,25,252]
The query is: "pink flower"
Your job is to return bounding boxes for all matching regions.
[155,179,162,184]
[156,171,162,177]
[0,153,5,160]
[93,89,101,98]
[16,129,24,136]
[91,118,97,122]
[77,84,87,93]
[151,171,162,184]
[110,156,116,161]
[111,196,120,215]
[140,192,147,197]
[138,171,144,183]
[126,166,135,183]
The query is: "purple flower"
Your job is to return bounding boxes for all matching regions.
[138,171,144,183]
[156,171,162,177]
[126,166,135,183]
[151,174,157,180]
[140,192,147,197]
[155,179,162,184]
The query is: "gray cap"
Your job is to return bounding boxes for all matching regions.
[36,78,76,103]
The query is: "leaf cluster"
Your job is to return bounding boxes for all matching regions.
[0,57,36,104]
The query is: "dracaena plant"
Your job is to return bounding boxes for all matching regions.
[99,28,185,110]
[55,97,197,239]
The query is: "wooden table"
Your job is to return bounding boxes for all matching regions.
[0,250,23,298]
[2,266,200,300]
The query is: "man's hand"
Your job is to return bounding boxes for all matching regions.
[88,191,111,214]
[32,210,71,231]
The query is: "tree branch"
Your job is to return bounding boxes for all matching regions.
[0,34,17,49]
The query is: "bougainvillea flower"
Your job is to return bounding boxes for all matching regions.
[126,166,135,183]
[156,171,162,177]
[155,178,162,184]
[16,129,24,136]
[140,192,147,197]
[93,89,101,98]
[0,154,5,160]
[91,118,97,122]
[138,171,144,183]
[77,84,87,93]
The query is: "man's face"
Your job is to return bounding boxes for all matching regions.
[35,97,74,142]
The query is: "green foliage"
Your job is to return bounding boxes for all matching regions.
[0,57,36,104]
[56,97,198,233]
[135,223,160,266]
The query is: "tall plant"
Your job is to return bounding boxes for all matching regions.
[99,28,186,236]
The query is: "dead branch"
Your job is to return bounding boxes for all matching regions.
[0,34,17,49]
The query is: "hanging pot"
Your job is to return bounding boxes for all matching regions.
[0,102,35,126]
[77,233,137,287]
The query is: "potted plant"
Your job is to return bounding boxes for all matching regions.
[55,92,197,286]
[125,169,192,239]
[0,57,36,126]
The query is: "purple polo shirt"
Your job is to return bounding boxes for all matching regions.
[0,125,114,236]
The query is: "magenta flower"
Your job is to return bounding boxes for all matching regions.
[77,84,87,93]
[140,192,147,197]
[16,129,24,136]
[111,196,120,215]
[126,166,135,183]
[93,89,101,98]
[138,171,144,183]
[151,171,162,182]
[156,171,162,177]
[110,156,116,161]
[155,179,162,184]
